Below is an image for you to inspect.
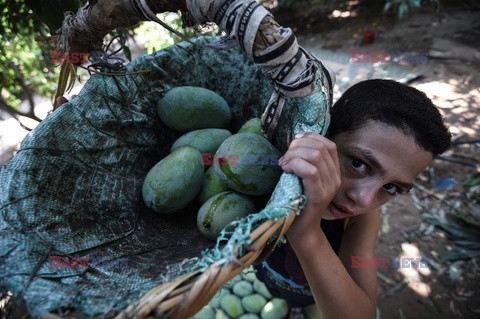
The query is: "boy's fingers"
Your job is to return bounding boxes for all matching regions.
[291,133,336,151]
[294,132,329,142]
[56,96,68,105]
[279,157,317,177]
[282,140,338,167]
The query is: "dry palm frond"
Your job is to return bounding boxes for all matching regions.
[53,62,78,109]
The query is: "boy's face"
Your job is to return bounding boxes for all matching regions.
[322,120,433,220]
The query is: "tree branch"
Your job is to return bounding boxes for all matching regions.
[0,97,38,131]
[10,63,42,122]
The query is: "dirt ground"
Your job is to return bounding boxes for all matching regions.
[1,2,479,319]
[285,3,480,319]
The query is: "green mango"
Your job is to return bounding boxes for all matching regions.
[214,133,282,195]
[142,146,203,214]
[197,191,255,240]
[193,305,216,319]
[220,294,244,318]
[242,267,257,283]
[260,298,288,319]
[209,288,230,309]
[171,128,232,155]
[241,294,267,314]
[199,166,230,204]
[157,86,231,132]
[238,118,265,137]
[232,281,253,297]
[224,274,243,290]
[253,279,272,299]
[216,309,231,319]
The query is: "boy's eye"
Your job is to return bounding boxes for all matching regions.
[350,158,368,174]
[384,183,399,195]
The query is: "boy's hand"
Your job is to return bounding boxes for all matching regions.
[56,96,69,106]
[278,132,341,238]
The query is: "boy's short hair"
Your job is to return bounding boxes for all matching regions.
[328,79,451,157]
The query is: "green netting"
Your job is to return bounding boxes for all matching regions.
[0,36,330,318]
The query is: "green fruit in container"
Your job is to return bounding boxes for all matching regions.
[224,273,242,289]
[238,118,264,137]
[142,146,203,214]
[243,268,257,283]
[253,279,272,299]
[197,191,255,240]
[157,86,231,132]
[214,133,282,196]
[216,309,231,319]
[209,288,229,309]
[260,298,288,319]
[241,294,267,314]
[193,305,216,319]
[199,166,230,204]
[171,128,232,155]
[220,294,244,318]
[239,315,260,319]
[232,281,253,297]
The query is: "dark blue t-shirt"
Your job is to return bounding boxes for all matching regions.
[254,218,346,307]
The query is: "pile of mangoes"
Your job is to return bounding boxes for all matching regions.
[192,266,289,319]
[142,86,283,240]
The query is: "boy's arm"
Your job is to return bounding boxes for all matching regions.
[288,208,379,319]
[280,132,378,319]
[339,208,380,308]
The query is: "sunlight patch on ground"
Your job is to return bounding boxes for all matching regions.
[398,243,432,298]
[413,80,480,137]
[330,9,356,19]
[328,0,359,19]
[414,81,464,108]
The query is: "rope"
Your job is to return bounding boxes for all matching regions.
[185,0,335,139]
[58,8,106,53]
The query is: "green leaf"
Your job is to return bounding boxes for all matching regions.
[381,280,408,299]
[384,1,393,12]
[448,261,463,280]
[123,46,132,62]
[452,208,480,228]
[398,3,409,18]
[424,216,480,242]
[451,239,480,250]
[464,172,480,187]
[444,247,480,260]
[377,271,394,284]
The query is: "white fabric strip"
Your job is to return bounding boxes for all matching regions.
[186,0,336,136]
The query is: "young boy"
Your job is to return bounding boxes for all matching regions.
[254,79,451,318]
[55,3,451,317]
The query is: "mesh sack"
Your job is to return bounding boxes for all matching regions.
[0,36,330,318]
